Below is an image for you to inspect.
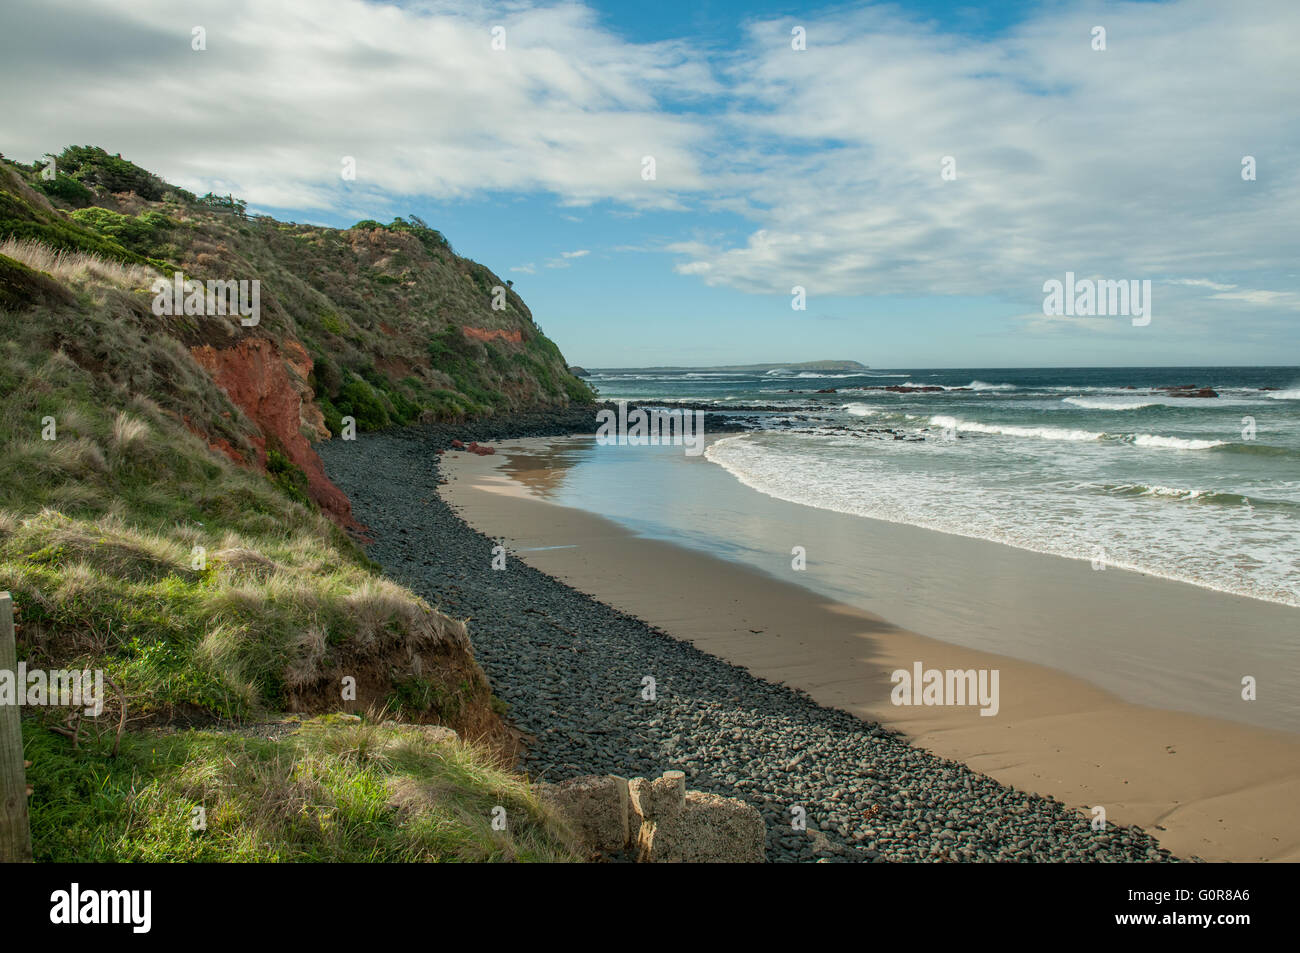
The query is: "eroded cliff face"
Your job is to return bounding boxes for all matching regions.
[0,148,526,755]
[463,327,523,344]
[2,147,594,532]
[189,336,357,529]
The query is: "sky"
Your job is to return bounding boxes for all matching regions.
[2,0,1298,368]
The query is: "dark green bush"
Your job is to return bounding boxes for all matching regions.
[316,395,344,437]
[334,374,391,430]
[36,173,93,208]
[565,373,596,402]
[56,145,167,200]
[265,448,311,507]
[198,192,247,218]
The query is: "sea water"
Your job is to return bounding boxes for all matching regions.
[587,365,1300,607]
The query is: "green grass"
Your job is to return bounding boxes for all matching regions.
[25,715,580,862]
[0,237,494,735]
[3,151,597,425]
[0,153,593,862]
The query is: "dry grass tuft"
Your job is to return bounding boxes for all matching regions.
[0,236,155,289]
[284,623,329,689]
[110,412,150,451]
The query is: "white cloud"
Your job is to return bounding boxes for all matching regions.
[1,0,716,213]
[1210,289,1298,306]
[560,249,589,258]
[2,0,1297,330]
[675,0,1300,308]
[1167,279,1238,292]
[1165,278,1298,307]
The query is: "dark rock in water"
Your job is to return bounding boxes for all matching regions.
[467,441,496,455]
[451,439,465,449]
[1260,386,1278,391]
[1164,387,1218,398]
[638,400,795,416]
[568,366,591,377]
[816,387,838,393]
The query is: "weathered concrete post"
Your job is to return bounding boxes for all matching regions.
[0,592,33,862]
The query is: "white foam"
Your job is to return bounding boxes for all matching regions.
[1130,434,1225,450]
[842,403,879,417]
[1063,396,1162,411]
[703,433,1298,607]
[929,415,1227,450]
[1107,483,1208,500]
[795,371,869,379]
[929,415,1103,442]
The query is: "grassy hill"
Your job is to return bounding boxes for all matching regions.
[0,145,588,861]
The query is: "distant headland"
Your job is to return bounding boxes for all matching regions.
[590,360,870,374]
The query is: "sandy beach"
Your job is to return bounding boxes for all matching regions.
[439,435,1300,862]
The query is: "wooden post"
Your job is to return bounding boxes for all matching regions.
[0,592,33,862]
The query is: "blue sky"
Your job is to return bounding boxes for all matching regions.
[3,0,1298,367]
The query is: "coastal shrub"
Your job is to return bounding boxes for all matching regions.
[55,145,167,201]
[485,340,510,372]
[309,349,343,397]
[564,373,595,403]
[69,207,173,255]
[162,185,198,205]
[384,384,421,426]
[427,325,503,410]
[466,262,495,297]
[352,368,419,426]
[36,172,93,208]
[197,192,248,218]
[334,373,391,430]
[317,394,344,437]
[387,214,452,254]
[424,388,474,419]
[347,217,452,255]
[427,324,471,366]
[265,447,312,508]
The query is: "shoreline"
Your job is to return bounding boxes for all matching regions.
[436,432,1300,863]
[483,433,1300,732]
[319,420,1183,862]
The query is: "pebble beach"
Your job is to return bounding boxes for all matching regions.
[319,413,1182,863]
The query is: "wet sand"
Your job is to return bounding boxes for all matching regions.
[440,436,1300,862]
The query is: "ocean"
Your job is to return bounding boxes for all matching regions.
[586,366,1300,608]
